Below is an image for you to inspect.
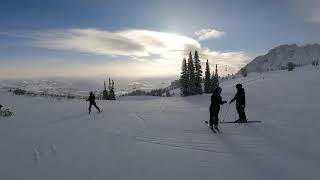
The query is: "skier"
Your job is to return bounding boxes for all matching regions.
[229,84,247,123]
[86,92,101,114]
[209,87,227,129]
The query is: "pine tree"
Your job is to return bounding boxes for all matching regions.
[241,68,248,77]
[287,62,295,71]
[193,50,203,94]
[102,81,108,100]
[214,64,219,87]
[204,59,211,93]
[187,51,196,95]
[211,64,219,91]
[108,78,112,91]
[180,58,189,96]
[109,80,116,100]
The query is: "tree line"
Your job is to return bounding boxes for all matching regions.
[180,51,219,96]
[124,88,171,97]
[102,77,116,100]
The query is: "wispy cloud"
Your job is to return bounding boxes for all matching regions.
[32,28,201,59]
[195,28,225,41]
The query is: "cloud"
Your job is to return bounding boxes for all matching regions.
[30,28,246,66]
[0,28,250,78]
[291,0,320,23]
[32,28,201,59]
[194,28,225,41]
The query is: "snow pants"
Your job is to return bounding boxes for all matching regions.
[209,110,219,126]
[89,102,100,114]
[236,105,246,120]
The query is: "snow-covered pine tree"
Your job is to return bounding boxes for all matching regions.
[194,50,203,94]
[204,59,211,93]
[187,51,196,95]
[180,58,189,96]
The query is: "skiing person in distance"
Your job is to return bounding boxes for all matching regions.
[209,87,227,129]
[86,92,101,114]
[229,84,247,123]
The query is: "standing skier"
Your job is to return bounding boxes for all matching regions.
[86,92,101,114]
[229,84,247,122]
[209,87,227,129]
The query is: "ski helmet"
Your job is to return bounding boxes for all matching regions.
[214,87,222,94]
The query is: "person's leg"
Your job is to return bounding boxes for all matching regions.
[93,103,101,112]
[237,105,246,121]
[213,113,219,126]
[209,110,214,127]
[88,104,92,114]
[236,105,241,120]
[240,107,247,120]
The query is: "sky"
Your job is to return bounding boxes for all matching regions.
[1,0,320,79]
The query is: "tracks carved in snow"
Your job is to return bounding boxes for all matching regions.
[132,113,147,130]
[135,135,229,154]
[32,145,57,164]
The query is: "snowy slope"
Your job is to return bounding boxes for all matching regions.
[0,65,319,180]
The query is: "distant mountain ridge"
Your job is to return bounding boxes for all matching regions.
[243,44,320,73]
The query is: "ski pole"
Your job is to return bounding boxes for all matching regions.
[222,104,230,122]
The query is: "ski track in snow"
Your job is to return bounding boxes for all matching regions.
[32,147,40,164]
[48,112,89,125]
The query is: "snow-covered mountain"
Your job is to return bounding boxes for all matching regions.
[243,44,320,73]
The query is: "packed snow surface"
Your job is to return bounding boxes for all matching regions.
[0,66,319,180]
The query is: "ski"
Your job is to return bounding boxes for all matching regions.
[204,121,216,133]
[220,120,262,124]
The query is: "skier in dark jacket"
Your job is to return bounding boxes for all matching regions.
[229,84,247,122]
[86,92,101,114]
[209,87,227,128]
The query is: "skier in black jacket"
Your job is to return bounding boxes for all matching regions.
[209,87,227,128]
[229,84,247,122]
[86,92,101,114]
